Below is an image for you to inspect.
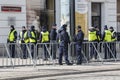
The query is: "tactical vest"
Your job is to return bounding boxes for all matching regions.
[104,30,112,42]
[88,31,97,41]
[8,30,16,42]
[41,31,49,43]
[112,31,116,41]
[24,31,29,43]
[29,31,36,43]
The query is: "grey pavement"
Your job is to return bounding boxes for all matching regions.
[1,62,120,80]
[28,71,120,80]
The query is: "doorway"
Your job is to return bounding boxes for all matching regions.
[92,3,101,31]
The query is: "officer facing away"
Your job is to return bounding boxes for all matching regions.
[40,26,50,60]
[7,25,17,58]
[109,26,117,58]
[88,27,98,60]
[102,25,112,59]
[58,24,72,65]
[94,26,101,42]
[50,24,57,59]
[74,25,84,65]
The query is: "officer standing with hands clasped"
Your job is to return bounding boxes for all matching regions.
[58,24,72,65]
[74,25,84,65]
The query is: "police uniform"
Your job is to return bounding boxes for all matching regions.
[40,27,50,60]
[74,26,84,65]
[88,27,98,59]
[110,27,117,58]
[102,26,112,59]
[50,24,57,59]
[19,26,29,59]
[24,31,29,44]
[8,25,17,58]
[58,24,72,65]
[29,26,37,58]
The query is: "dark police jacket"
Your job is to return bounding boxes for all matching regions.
[74,30,84,45]
[59,30,70,47]
[50,29,57,41]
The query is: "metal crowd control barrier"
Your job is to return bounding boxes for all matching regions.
[99,42,117,62]
[69,42,119,64]
[0,42,120,68]
[35,43,59,65]
[69,42,89,64]
[0,43,36,67]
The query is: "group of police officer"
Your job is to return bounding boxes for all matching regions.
[7,24,85,65]
[88,25,117,60]
[7,24,117,65]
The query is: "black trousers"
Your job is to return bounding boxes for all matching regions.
[9,42,15,58]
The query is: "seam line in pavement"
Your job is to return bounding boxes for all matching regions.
[2,68,120,80]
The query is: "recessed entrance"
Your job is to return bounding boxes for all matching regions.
[91,3,101,31]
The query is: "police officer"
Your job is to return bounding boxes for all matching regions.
[95,26,101,42]
[88,27,98,60]
[40,26,50,60]
[29,25,37,58]
[24,27,29,44]
[58,24,72,65]
[102,25,112,59]
[7,25,17,58]
[19,26,28,59]
[74,25,84,65]
[50,24,57,59]
[109,26,117,58]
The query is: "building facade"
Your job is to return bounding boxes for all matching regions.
[56,0,117,38]
[0,0,118,43]
[117,0,120,31]
[0,0,26,43]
